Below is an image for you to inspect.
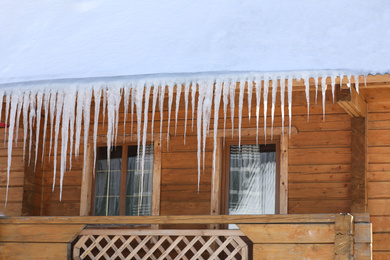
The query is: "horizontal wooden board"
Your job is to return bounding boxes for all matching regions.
[354,223,372,243]
[368,147,390,163]
[371,216,390,232]
[0,224,84,242]
[288,130,351,148]
[288,164,351,174]
[289,183,350,200]
[42,186,81,202]
[368,163,390,172]
[0,187,24,202]
[354,243,372,259]
[161,184,211,202]
[0,202,22,216]
[0,171,24,186]
[369,171,390,181]
[160,201,210,215]
[161,151,212,169]
[367,102,390,112]
[0,242,68,260]
[368,182,390,199]
[161,168,211,185]
[373,233,390,251]
[368,199,390,215]
[253,244,334,260]
[289,199,350,214]
[368,130,390,146]
[239,223,335,243]
[289,147,351,165]
[41,202,80,216]
[289,172,351,183]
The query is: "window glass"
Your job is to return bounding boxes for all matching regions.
[125,145,154,216]
[229,144,276,216]
[94,147,122,216]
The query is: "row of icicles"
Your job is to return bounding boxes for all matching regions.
[1,72,363,204]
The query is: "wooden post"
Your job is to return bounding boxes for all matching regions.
[210,138,223,229]
[79,143,93,216]
[334,213,354,259]
[151,140,161,229]
[351,117,367,213]
[279,134,288,214]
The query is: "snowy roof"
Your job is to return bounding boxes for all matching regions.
[1,0,390,85]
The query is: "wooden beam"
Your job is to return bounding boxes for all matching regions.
[351,117,367,213]
[334,214,354,259]
[0,213,371,225]
[152,140,162,217]
[79,143,93,216]
[336,87,367,117]
[279,134,288,214]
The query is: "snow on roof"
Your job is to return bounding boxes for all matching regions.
[1,0,390,84]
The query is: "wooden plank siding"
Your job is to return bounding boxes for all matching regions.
[27,88,354,219]
[367,99,390,259]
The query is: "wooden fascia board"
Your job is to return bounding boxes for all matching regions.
[336,87,367,117]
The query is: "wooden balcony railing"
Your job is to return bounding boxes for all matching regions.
[0,213,372,259]
[73,229,248,260]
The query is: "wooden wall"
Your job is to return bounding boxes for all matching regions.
[0,128,28,216]
[28,87,353,219]
[364,88,390,259]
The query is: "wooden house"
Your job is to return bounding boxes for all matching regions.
[1,1,390,259]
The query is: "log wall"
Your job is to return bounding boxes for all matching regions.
[28,89,353,218]
[365,88,390,259]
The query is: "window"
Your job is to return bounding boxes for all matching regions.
[228,143,278,216]
[92,145,154,216]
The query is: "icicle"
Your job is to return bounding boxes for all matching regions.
[68,89,77,170]
[238,79,245,146]
[41,91,50,162]
[106,85,122,162]
[364,75,367,87]
[247,79,253,122]
[59,89,74,200]
[139,85,152,206]
[263,77,269,140]
[347,75,352,91]
[52,91,64,191]
[75,89,85,158]
[331,75,336,103]
[191,82,196,130]
[92,87,102,175]
[166,82,174,148]
[280,76,285,135]
[271,76,278,140]
[354,74,360,93]
[159,83,165,143]
[5,92,18,206]
[255,77,262,144]
[102,88,107,127]
[150,83,159,142]
[14,93,23,145]
[174,83,182,136]
[314,77,319,104]
[303,76,310,121]
[34,91,43,170]
[202,81,213,172]
[131,85,135,140]
[287,76,293,136]
[229,81,236,136]
[339,75,343,89]
[28,90,36,165]
[183,82,190,144]
[123,85,131,137]
[196,81,204,190]
[212,79,223,186]
[0,90,4,129]
[321,77,327,121]
[113,86,121,147]
[4,92,11,144]
[135,82,145,159]
[222,81,230,145]
[48,90,56,160]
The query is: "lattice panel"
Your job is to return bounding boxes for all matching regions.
[72,229,248,260]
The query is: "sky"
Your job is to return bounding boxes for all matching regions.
[1,0,390,84]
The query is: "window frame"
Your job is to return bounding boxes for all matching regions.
[80,140,161,217]
[210,128,290,218]
[221,138,281,215]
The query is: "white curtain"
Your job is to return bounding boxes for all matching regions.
[229,144,276,216]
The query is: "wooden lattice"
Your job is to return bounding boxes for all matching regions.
[72,229,248,260]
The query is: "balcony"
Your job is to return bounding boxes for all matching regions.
[0,213,372,259]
